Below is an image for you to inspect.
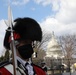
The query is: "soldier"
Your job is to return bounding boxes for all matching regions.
[41,62,47,72]
[0,17,46,75]
[41,62,48,75]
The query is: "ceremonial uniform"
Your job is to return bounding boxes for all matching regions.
[0,60,46,75]
[0,17,46,75]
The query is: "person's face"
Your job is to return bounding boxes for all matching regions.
[16,40,34,60]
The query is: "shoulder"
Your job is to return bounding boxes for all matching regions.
[32,64,46,75]
[0,61,13,75]
[0,60,11,68]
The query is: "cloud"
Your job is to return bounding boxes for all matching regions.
[55,0,76,24]
[33,0,60,11]
[34,0,76,23]
[0,20,7,56]
[40,17,76,36]
[33,0,51,5]
[11,0,30,5]
[0,0,76,56]
[40,0,76,36]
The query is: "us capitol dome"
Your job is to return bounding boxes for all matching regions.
[45,31,63,59]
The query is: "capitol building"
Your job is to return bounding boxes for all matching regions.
[45,32,63,59]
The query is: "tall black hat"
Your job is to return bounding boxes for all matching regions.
[4,17,42,50]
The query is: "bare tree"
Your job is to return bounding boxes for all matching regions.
[34,31,52,50]
[32,31,52,65]
[32,49,46,66]
[33,31,52,58]
[58,34,76,59]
